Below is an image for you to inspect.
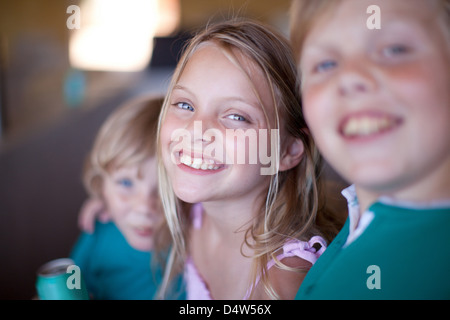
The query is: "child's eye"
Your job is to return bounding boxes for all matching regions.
[227,114,247,122]
[117,178,133,188]
[382,44,410,57]
[313,60,337,73]
[175,102,194,112]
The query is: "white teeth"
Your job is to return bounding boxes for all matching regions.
[343,116,395,137]
[192,158,202,169]
[181,154,191,164]
[180,154,221,171]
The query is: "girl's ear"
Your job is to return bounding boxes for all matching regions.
[279,137,305,172]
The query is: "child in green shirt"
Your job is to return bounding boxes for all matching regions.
[290,0,450,299]
[71,95,184,299]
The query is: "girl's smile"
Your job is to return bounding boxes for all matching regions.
[178,150,226,172]
[339,111,403,141]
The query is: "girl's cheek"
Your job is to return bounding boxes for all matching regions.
[160,117,180,147]
[116,193,130,203]
[106,189,131,211]
[302,88,323,122]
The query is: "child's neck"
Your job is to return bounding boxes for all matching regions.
[200,199,258,246]
[356,158,450,213]
[188,198,257,299]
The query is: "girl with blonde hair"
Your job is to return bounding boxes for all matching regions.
[157,19,340,299]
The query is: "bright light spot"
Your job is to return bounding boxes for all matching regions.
[69,0,179,72]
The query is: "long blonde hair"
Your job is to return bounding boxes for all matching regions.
[157,18,338,299]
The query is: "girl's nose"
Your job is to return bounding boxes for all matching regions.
[337,60,377,97]
[185,116,220,147]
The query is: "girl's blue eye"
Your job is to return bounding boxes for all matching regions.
[176,102,194,112]
[314,60,337,73]
[117,178,133,188]
[227,114,247,122]
[383,44,409,57]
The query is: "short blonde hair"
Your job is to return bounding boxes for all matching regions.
[83,94,164,198]
[289,0,341,64]
[290,0,450,63]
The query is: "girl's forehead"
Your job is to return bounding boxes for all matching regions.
[307,0,442,33]
[190,41,257,75]
[301,0,448,59]
[179,41,276,121]
[183,41,272,98]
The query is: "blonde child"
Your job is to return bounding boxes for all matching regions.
[71,95,183,299]
[156,19,341,300]
[290,0,450,299]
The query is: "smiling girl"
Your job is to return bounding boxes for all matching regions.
[157,19,339,300]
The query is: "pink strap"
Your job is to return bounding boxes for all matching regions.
[186,203,212,299]
[191,203,203,230]
[267,236,327,270]
[185,257,213,300]
[244,236,327,299]
[188,203,328,300]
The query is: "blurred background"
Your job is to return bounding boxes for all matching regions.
[0,0,294,299]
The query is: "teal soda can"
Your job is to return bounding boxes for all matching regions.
[35,258,89,300]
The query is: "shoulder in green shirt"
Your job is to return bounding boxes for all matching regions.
[296,202,450,300]
[71,221,185,299]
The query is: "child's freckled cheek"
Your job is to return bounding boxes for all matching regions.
[117,193,131,204]
[107,192,132,214]
[302,85,331,119]
[383,62,442,105]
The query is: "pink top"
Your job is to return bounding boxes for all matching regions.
[184,203,327,300]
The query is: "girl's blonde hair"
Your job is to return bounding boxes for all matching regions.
[157,18,340,299]
[83,94,172,254]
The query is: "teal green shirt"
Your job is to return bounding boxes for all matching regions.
[296,201,450,300]
[70,221,185,300]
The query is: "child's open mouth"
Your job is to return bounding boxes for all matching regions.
[340,113,403,139]
[134,226,153,237]
[178,152,225,171]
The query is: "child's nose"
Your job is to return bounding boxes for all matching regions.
[337,60,377,97]
[133,191,160,216]
[185,118,219,145]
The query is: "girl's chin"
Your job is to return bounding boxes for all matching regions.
[129,242,153,252]
[172,184,208,204]
[126,237,154,252]
[339,160,404,185]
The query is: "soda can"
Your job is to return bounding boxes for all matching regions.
[35,258,89,300]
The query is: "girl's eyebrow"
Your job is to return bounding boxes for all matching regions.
[112,166,138,176]
[173,84,193,95]
[302,43,337,56]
